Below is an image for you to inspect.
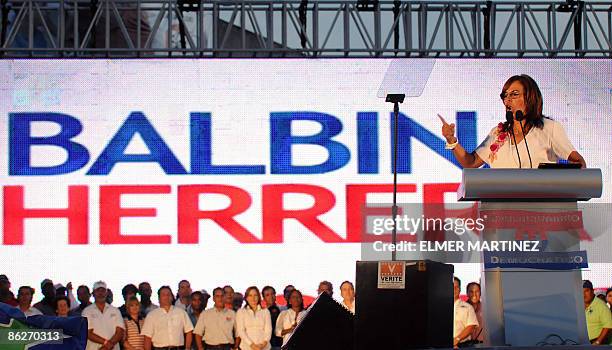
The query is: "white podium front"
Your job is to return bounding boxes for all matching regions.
[458,168,602,346]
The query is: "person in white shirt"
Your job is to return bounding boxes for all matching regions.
[453,277,478,348]
[236,286,272,350]
[142,285,193,350]
[17,286,43,317]
[340,281,355,315]
[194,287,235,350]
[275,289,305,345]
[466,282,485,343]
[175,280,192,310]
[439,74,586,169]
[82,281,125,350]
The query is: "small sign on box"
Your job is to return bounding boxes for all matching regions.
[377,261,406,289]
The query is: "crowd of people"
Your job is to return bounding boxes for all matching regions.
[0,275,355,350]
[451,278,612,347]
[0,274,611,349]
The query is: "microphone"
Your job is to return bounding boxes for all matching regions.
[506,110,522,168]
[515,111,533,168]
[505,110,513,124]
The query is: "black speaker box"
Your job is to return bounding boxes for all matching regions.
[355,260,454,350]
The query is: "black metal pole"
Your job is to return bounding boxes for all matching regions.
[393,0,400,56]
[0,0,8,51]
[299,0,307,49]
[483,1,492,57]
[392,101,399,261]
[573,0,584,56]
[386,93,405,261]
[178,0,187,54]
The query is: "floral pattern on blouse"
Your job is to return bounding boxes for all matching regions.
[488,122,509,163]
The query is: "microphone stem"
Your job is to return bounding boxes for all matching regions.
[518,121,533,168]
[510,127,522,169]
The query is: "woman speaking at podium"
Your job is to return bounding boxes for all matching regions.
[439,74,586,169]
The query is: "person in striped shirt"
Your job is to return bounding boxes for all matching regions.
[123,296,145,350]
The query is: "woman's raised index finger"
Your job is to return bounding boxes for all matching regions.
[437,114,449,125]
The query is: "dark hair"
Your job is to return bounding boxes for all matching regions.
[233,292,244,309]
[176,280,190,300]
[288,289,305,311]
[56,287,67,297]
[212,287,224,296]
[17,286,34,297]
[500,74,546,132]
[122,284,138,298]
[454,277,461,289]
[243,286,262,309]
[465,282,481,305]
[190,291,205,312]
[262,286,276,295]
[158,285,173,298]
[223,285,234,293]
[105,289,113,304]
[126,295,140,306]
[466,282,480,295]
[178,280,190,287]
[54,295,71,310]
[340,281,354,290]
[191,291,204,299]
[77,285,90,293]
[606,288,612,296]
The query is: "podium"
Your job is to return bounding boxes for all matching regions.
[355,260,454,350]
[458,168,602,346]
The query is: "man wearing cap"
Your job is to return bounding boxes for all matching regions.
[0,275,18,306]
[82,281,125,350]
[142,285,193,350]
[33,279,56,315]
[583,280,612,345]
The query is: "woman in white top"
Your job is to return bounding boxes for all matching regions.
[340,281,355,314]
[17,286,43,317]
[236,286,272,350]
[275,289,306,345]
[439,74,586,169]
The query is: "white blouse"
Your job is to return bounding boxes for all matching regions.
[474,118,576,168]
[235,306,272,350]
[341,300,355,315]
[274,308,306,344]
